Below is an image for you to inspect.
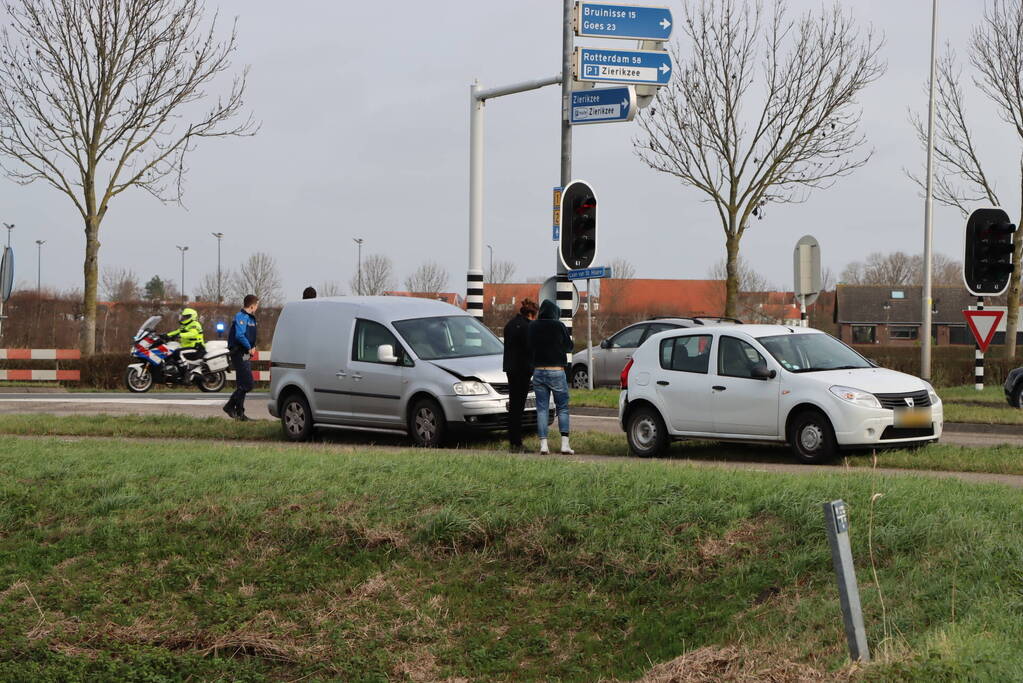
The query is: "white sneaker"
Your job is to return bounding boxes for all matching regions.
[561,436,574,455]
[539,438,549,455]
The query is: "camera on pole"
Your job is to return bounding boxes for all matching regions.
[964,208,1016,297]
[559,180,597,270]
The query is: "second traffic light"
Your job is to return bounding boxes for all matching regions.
[559,180,597,271]
[964,208,1017,296]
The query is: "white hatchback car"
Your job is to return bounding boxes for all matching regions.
[618,325,943,463]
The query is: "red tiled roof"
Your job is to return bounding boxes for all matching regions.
[598,279,727,316]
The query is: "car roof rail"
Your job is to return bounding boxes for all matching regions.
[693,316,743,324]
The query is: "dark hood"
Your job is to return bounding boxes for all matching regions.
[538,299,559,320]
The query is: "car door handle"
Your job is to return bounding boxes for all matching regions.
[335,371,347,378]
[713,385,726,391]
[352,373,363,381]
[657,380,669,386]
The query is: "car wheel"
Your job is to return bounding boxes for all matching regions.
[788,410,838,464]
[1012,384,1023,409]
[281,392,314,442]
[571,365,590,389]
[626,405,669,458]
[125,366,153,393]
[409,398,446,448]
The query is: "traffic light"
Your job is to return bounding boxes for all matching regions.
[559,180,597,270]
[965,208,1017,296]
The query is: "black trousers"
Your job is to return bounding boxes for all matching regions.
[228,351,253,412]
[507,370,532,446]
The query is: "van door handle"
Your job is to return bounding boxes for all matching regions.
[713,385,726,391]
[335,370,347,378]
[352,373,363,381]
[657,380,669,386]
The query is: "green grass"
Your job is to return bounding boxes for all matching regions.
[570,387,620,409]
[1,437,1022,680]
[937,385,1023,425]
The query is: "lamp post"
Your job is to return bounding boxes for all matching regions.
[920,0,939,380]
[176,245,189,303]
[35,240,45,292]
[2,222,12,247]
[353,238,365,295]
[211,232,224,304]
[487,244,494,281]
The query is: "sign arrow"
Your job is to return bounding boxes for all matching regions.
[621,98,629,113]
[659,62,671,74]
[659,18,671,30]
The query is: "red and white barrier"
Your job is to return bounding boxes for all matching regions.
[0,369,80,381]
[0,349,80,360]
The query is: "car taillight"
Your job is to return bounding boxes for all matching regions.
[620,358,634,389]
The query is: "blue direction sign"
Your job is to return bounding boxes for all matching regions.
[576,2,673,41]
[570,86,636,125]
[576,47,672,86]
[568,266,614,280]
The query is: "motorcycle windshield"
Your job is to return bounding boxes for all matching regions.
[135,315,162,341]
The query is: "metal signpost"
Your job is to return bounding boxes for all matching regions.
[575,46,672,85]
[823,500,870,663]
[569,266,614,389]
[575,2,673,41]
[0,247,13,340]
[793,235,822,328]
[570,86,637,125]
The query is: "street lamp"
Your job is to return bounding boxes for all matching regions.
[487,244,494,280]
[921,0,939,380]
[176,245,189,302]
[35,240,45,292]
[353,237,365,295]
[2,223,12,247]
[211,232,224,304]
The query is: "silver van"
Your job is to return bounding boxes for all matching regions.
[268,296,544,445]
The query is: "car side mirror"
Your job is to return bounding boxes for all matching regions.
[751,365,776,380]
[377,344,399,364]
[600,339,611,349]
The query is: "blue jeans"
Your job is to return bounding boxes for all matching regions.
[532,368,569,439]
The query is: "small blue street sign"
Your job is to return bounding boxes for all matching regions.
[570,86,636,125]
[568,266,614,280]
[575,47,672,86]
[576,2,673,41]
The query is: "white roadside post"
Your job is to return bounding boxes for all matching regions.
[793,236,822,328]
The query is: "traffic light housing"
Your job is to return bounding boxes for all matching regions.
[964,208,1017,296]
[559,180,597,270]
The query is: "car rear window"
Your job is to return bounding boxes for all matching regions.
[660,335,712,374]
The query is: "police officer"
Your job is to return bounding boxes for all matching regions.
[165,307,205,368]
[223,294,259,421]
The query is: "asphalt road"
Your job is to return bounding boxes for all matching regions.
[0,392,1019,449]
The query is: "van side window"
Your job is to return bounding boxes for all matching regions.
[718,336,768,379]
[353,320,409,365]
[659,335,711,374]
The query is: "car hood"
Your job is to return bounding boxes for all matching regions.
[428,355,506,384]
[794,368,931,395]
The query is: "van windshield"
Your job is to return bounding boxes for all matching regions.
[758,333,871,373]
[393,315,503,360]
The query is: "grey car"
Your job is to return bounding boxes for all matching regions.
[570,316,740,388]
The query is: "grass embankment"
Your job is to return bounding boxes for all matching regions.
[1,438,1022,680]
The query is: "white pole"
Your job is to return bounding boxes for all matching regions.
[921,0,938,381]
[557,0,575,361]
[467,81,485,319]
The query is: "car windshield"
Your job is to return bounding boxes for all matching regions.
[393,315,504,360]
[758,333,871,373]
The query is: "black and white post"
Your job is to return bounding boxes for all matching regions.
[975,298,984,391]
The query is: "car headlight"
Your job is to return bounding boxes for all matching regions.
[453,381,489,396]
[829,385,882,409]
[923,381,941,405]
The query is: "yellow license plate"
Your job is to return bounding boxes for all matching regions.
[894,408,931,428]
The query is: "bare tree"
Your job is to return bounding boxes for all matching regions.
[101,266,140,302]
[195,270,233,303]
[634,0,884,317]
[349,254,394,296]
[230,252,282,306]
[319,281,344,297]
[709,255,773,318]
[607,257,636,280]
[487,260,517,284]
[840,251,962,287]
[908,1,1023,357]
[0,0,256,354]
[404,261,450,295]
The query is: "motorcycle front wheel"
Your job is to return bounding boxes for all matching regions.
[125,366,153,393]
[197,371,227,393]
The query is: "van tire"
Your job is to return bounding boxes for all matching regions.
[788,409,838,464]
[626,404,669,458]
[281,392,314,442]
[409,397,446,448]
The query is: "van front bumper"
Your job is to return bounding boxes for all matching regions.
[440,395,552,432]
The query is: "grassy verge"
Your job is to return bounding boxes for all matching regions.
[1,438,1022,680]
[570,387,620,409]
[937,384,1022,425]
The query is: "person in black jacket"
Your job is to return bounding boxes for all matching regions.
[503,298,538,452]
[223,294,259,421]
[528,299,574,455]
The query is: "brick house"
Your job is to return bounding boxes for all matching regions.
[834,284,977,345]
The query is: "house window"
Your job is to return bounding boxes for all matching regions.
[851,325,876,344]
[890,325,918,340]
[890,290,905,299]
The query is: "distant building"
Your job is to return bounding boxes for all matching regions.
[834,284,980,345]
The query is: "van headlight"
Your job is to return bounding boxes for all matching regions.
[829,385,882,409]
[453,381,489,396]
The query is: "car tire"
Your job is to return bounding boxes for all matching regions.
[281,392,314,442]
[1012,383,1023,409]
[626,404,669,458]
[409,397,446,448]
[571,365,590,390]
[788,410,838,464]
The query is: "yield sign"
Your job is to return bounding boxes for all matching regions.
[963,309,1004,352]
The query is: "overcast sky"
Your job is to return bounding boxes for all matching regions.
[0,0,1016,300]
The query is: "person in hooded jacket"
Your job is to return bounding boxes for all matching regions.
[502,298,538,452]
[527,299,574,455]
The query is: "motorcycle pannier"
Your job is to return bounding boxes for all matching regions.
[206,353,230,372]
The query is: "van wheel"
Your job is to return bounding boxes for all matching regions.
[409,398,446,448]
[626,405,669,458]
[788,410,838,464]
[571,365,590,389]
[281,392,314,442]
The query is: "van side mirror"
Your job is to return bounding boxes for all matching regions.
[377,344,399,364]
[600,339,611,350]
[751,365,776,380]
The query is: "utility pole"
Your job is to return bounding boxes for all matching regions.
[487,244,494,280]
[557,0,576,348]
[353,238,365,295]
[3,223,12,247]
[921,0,938,381]
[211,232,224,304]
[35,240,45,292]
[176,245,189,303]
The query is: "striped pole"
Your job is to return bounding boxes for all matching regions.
[466,271,484,319]
[557,275,574,362]
[975,297,984,391]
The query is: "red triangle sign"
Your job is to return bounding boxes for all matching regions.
[963,310,1004,353]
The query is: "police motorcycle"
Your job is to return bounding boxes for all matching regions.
[125,315,231,393]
